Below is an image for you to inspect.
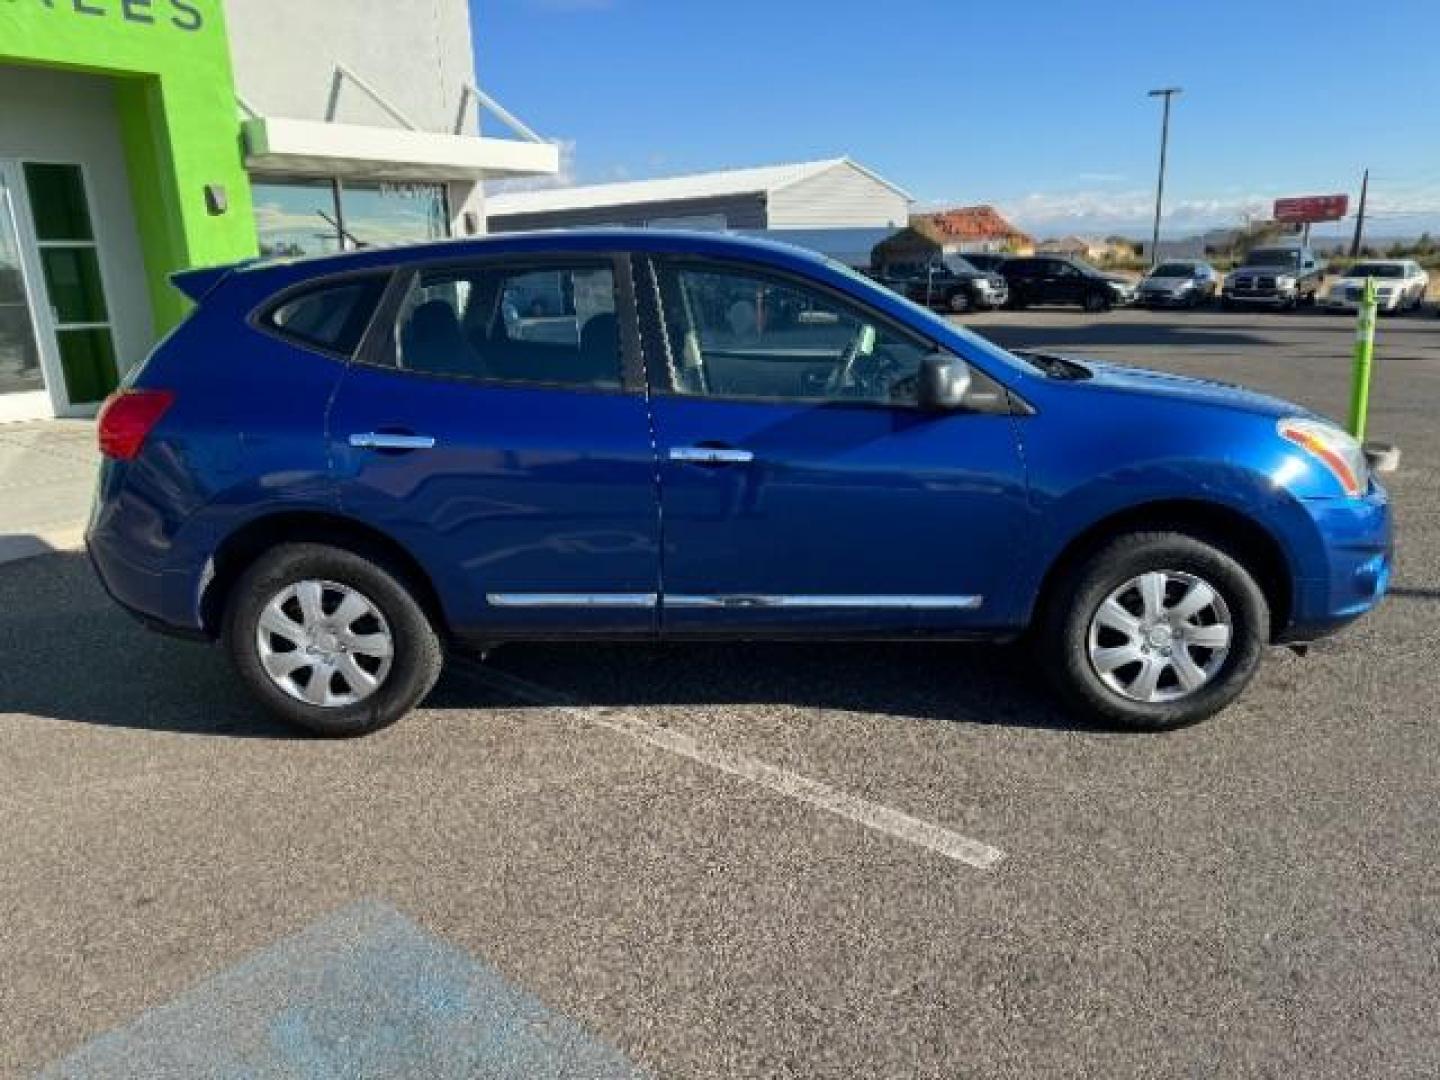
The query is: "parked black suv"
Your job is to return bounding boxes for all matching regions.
[876,257,1009,313]
[1001,257,1136,312]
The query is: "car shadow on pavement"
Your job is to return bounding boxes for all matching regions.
[2,553,1091,738]
[436,638,1090,734]
[0,552,298,738]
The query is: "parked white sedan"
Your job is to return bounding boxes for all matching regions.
[1322,259,1429,314]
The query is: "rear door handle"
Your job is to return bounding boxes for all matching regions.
[348,432,437,451]
[669,446,754,466]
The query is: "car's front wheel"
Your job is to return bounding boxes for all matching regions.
[1083,290,1110,313]
[947,289,972,314]
[1037,531,1269,730]
[225,543,443,736]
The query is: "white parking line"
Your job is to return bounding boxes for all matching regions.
[450,657,1004,871]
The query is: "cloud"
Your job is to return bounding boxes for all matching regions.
[955,184,1440,238]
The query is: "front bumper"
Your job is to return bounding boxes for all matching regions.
[1223,288,1298,306]
[1281,483,1392,642]
[1136,290,1196,307]
[1320,293,1402,313]
[973,285,1009,309]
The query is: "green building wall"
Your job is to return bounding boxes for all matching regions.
[0,0,257,333]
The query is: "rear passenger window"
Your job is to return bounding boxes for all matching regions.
[265,276,388,356]
[390,262,621,388]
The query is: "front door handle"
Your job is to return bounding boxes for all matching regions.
[669,446,754,466]
[348,432,437,451]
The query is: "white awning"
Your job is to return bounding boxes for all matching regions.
[242,117,560,183]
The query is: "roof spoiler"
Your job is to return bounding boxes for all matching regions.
[170,260,256,303]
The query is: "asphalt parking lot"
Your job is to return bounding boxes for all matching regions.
[2,306,1437,1077]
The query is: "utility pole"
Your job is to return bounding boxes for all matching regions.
[1148,86,1182,267]
[1349,168,1369,258]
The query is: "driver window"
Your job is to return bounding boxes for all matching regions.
[655,261,932,406]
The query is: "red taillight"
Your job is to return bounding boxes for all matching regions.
[97,389,174,460]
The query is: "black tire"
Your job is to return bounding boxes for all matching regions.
[1082,290,1110,313]
[1035,531,1269,731]
[946,289,972,314]
[1220,297,1234,311]
[224,543,443,737]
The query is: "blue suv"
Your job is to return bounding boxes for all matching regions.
[88,231,1390,736]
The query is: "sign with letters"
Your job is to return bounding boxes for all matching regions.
[1273,195,1349,224]
[19,0,205,32]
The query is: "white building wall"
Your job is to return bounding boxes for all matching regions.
[765,163,909,229]
[221,0,485,230]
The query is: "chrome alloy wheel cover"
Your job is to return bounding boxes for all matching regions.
[256,580,394,708]
[1086,570,1233,703]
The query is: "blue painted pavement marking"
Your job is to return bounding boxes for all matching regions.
[42,900,645,1079]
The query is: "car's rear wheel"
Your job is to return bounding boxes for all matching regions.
[225,543,443,736]
[1037,531,1269,730]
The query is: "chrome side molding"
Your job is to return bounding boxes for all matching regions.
[668,446,755,465]
[484,593,983,611]
[348,433,437,450]
[666,594,984,610]
[486,593,659,609]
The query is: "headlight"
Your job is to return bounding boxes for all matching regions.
[1276,275,1297,288]
[1173,280,1195,293]
[1277,418,1369,497]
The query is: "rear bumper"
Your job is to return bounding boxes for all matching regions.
[86,459,212,639]
[1280,484,1392,642]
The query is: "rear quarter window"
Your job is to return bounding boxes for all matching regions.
[261,274,390,356]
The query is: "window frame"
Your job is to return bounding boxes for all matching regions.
[250,268,396,362]
[353,251,646,395]
[638,253,979,413]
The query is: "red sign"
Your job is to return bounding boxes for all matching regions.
[1273,195,1349,224]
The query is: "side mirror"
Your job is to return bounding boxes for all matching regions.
[917,353,972,411]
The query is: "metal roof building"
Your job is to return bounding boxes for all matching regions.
[487,158,912,234]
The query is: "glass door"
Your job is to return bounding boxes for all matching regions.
[0,165,52,423]
[22,162,119,407]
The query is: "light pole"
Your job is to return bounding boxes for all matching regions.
[1148,87,1182,267]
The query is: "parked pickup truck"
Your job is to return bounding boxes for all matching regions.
[876,257,1009,313]
[1222,246,1324,310]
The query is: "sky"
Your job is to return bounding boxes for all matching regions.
[470,0,1440,240]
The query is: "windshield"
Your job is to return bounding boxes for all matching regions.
[943,257,979,275]
[1243,249,1300,268]
[1346,263,1405,278]
[1151,263,1197,278]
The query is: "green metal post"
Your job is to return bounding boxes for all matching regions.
[1348,277,1378,441]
